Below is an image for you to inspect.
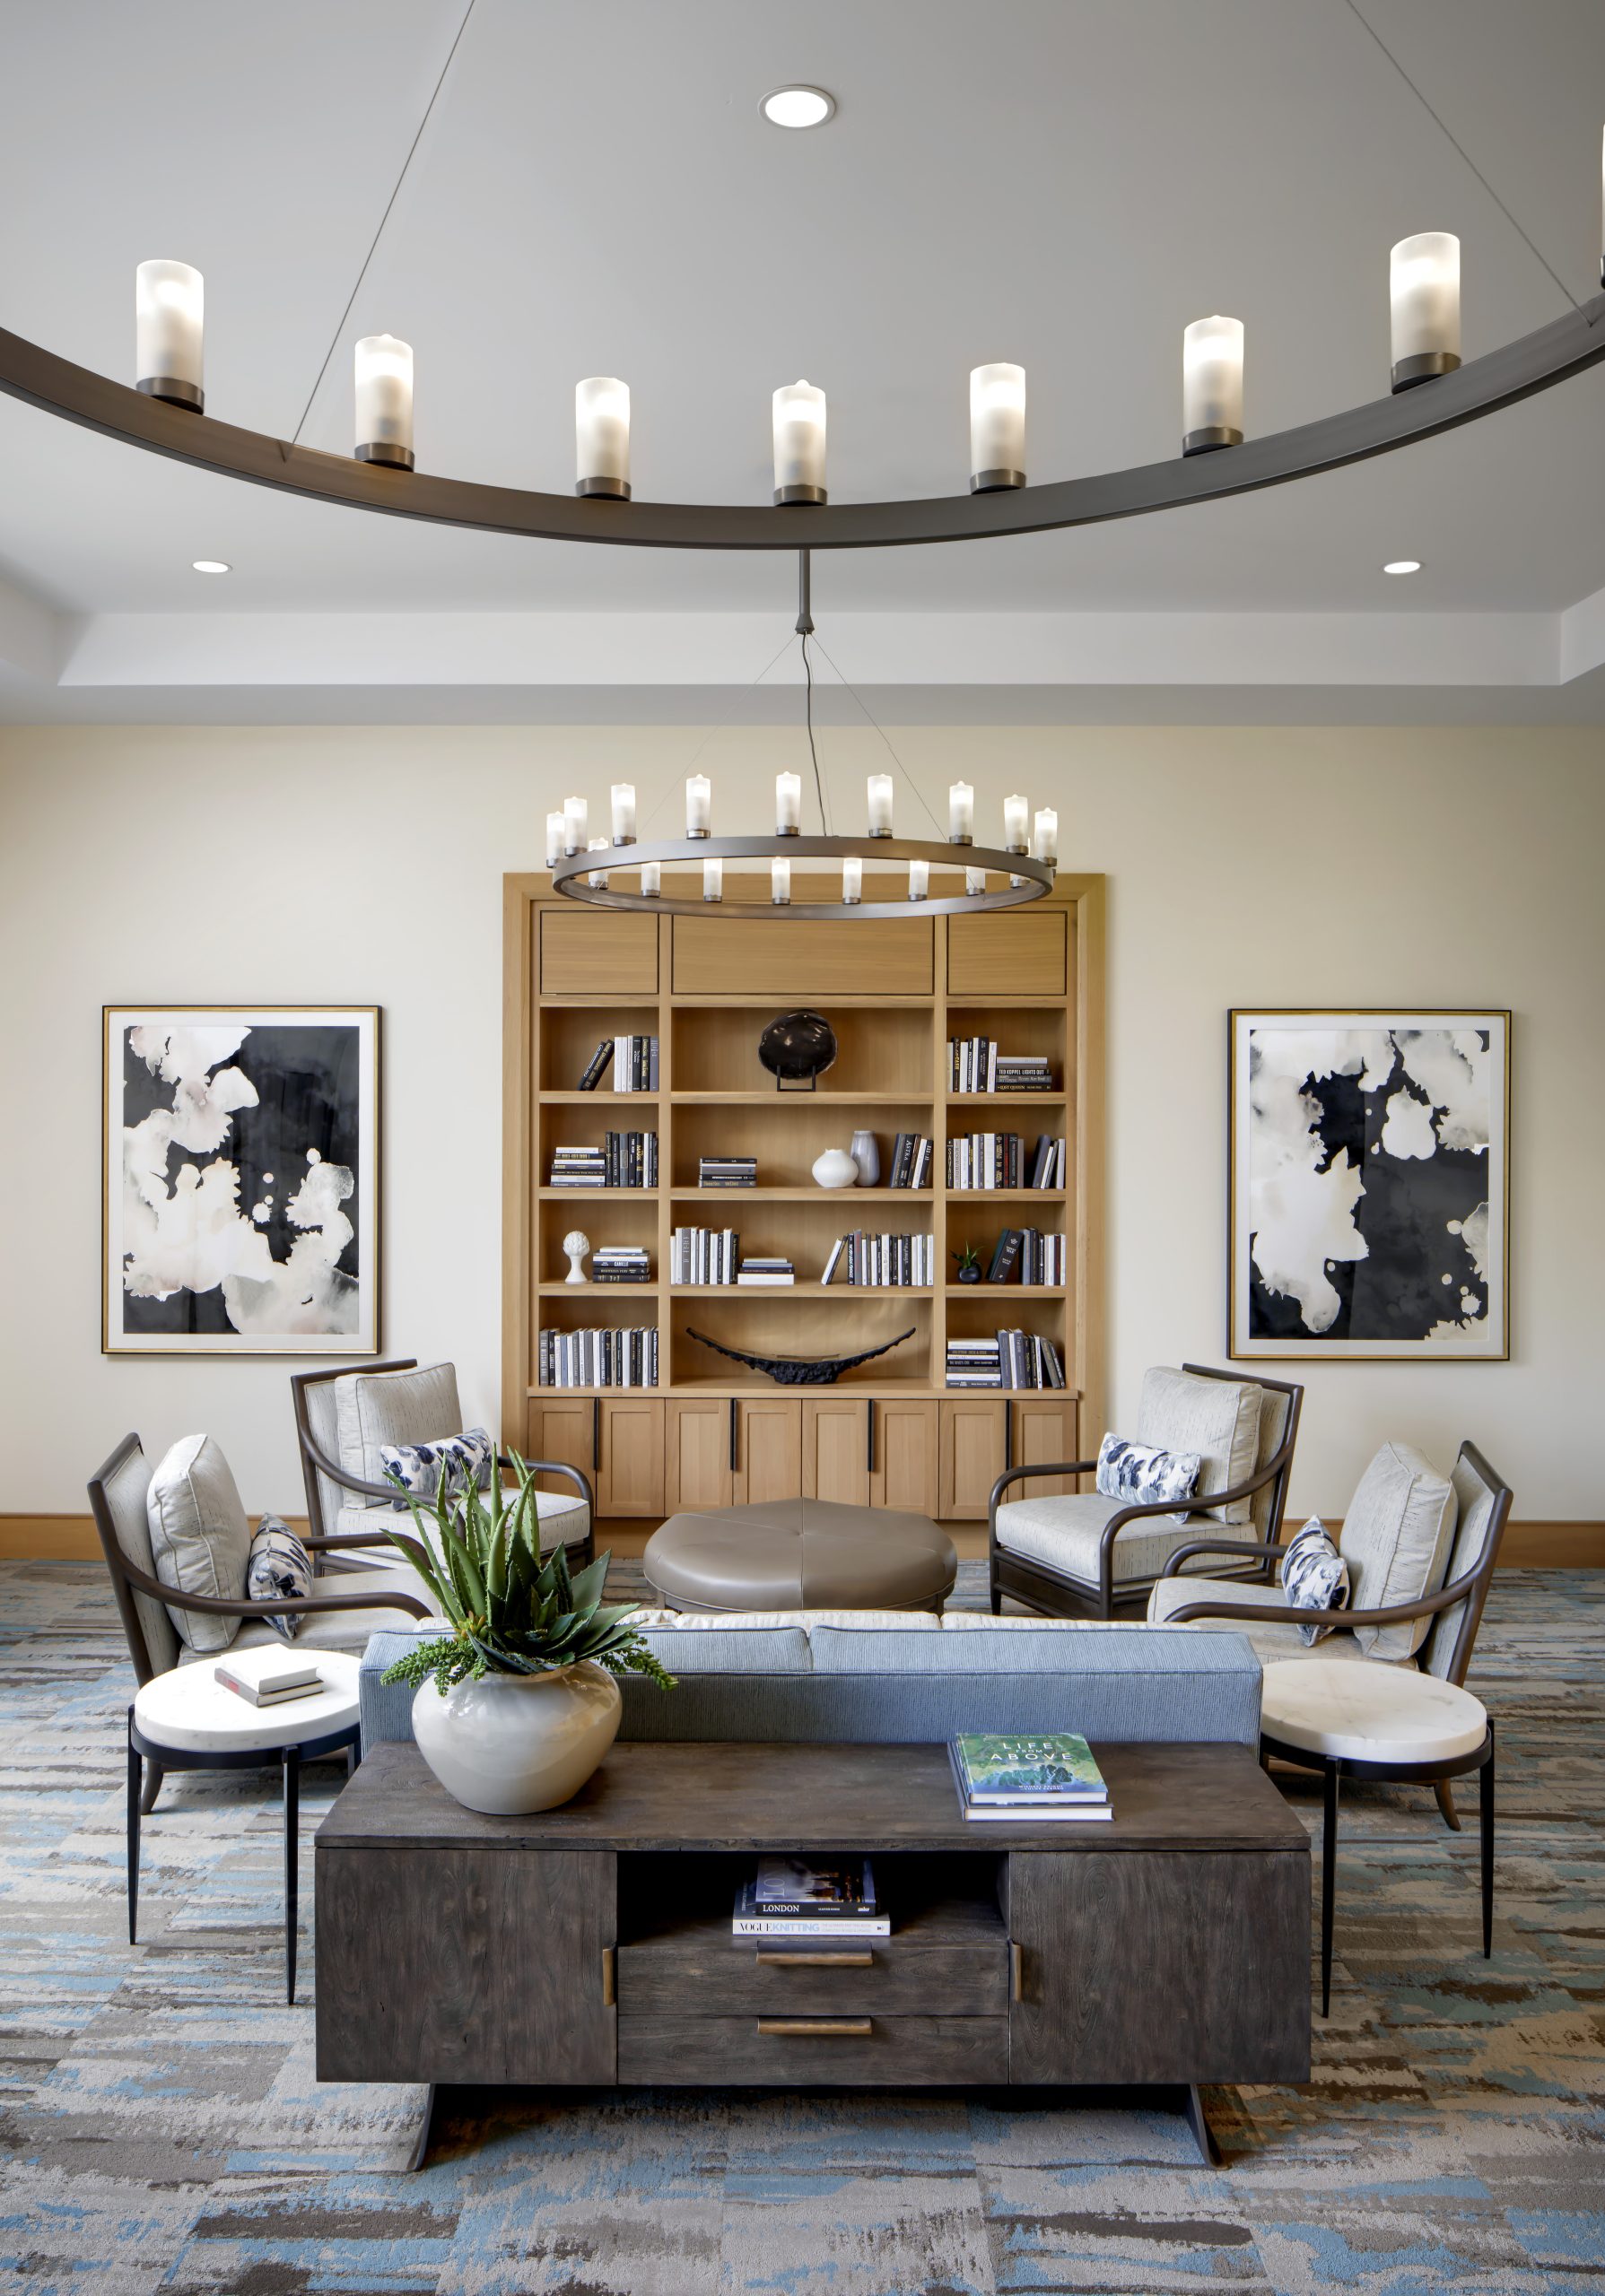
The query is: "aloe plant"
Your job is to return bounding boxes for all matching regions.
[379,1448,675,1697]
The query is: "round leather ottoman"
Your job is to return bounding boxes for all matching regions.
[641,1498,957,1613]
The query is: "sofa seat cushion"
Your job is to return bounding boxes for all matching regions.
[176,1567,441,1660]
[1147,1573,1366,1665]
[1136,1366,1262,1526]
[1339,1442,1459,1660]
[145,1433,252,1655]
[326,1485,587,1570]
[994,1492,1217,1588]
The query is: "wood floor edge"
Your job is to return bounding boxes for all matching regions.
[4,1514,1602,1567]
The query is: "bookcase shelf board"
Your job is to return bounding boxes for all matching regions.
[504,870,1104,1525]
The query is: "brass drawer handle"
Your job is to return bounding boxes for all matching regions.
[757,2018,873,2038]
[601,1945,616,2007]
[1010,1941,1024,2002]
[755,1949,875,1968]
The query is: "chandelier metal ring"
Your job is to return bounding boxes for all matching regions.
[4,292,1604,554]
[549,834,1054,917]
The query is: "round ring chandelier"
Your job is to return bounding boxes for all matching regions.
[549,834,1055,919]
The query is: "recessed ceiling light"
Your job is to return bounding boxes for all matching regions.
[191,558,231,574]
[1382,559,1422,575]
[761,85,835,129]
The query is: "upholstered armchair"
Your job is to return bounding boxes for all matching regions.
[988,1362,1304,1620]
[291,1357,594,1573]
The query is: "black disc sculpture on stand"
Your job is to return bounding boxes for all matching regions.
[758,1010,837,1091]
[687,1328,916,1387]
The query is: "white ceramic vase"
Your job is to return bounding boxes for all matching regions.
[412,1661,623,1815]
[811,1147,859,1189]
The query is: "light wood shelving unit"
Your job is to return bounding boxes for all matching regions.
[504,872,1103,1528]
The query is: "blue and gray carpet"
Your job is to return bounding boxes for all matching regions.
[2,1560,1601,2293]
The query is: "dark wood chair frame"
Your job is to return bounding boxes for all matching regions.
[91,1430,436,2004]
[290,1358,596,1570]
[986,1364,1304,1620]
[1156,1439,1512,2018]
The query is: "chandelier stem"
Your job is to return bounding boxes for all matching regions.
[795,546,815,635]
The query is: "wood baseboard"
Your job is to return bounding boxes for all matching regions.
[4,1515,1600,1570]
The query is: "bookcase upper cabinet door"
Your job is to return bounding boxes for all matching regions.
[734,1398,803,1507]
[596,1398,665,1518]
[665,1397,735,1514]
[527,1398,596,1497]
[938,1398,1007,1520]
[801,1396,872,1509]
[871,1398,938,1518]
[1009,1399,1079,1501]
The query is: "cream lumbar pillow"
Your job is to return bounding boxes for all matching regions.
[145,1432,251,1655]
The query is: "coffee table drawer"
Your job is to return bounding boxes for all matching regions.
[618,1932,1007,2017]
[618,2013,1008,2086]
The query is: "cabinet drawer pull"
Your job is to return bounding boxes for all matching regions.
[757,2018,873,2038]
[755,1948,874,1968]
[1009,1940,1024,2002]
[601,1945,616,2006]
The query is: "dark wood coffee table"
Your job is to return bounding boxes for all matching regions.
[316,1739,1309,2168]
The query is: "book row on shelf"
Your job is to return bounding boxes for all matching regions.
[946,1133,1065,1189]
[822,1231,936,1287]
[736,1258,795,1286]
[537,1326,659,1387]
[549,1133,659,1187]
[698,1155,756,1188]
[578,1034,659,1091]
[589,1247,650,1284]
[945,1329,1067,1389]
[986,1227,1067,1284]
[885,1131,934,1187]
[671,1227,739,1284]
[947,1039,1057,1094]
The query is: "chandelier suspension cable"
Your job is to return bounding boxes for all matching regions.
[796,551,831,835]
[806,626,946,842]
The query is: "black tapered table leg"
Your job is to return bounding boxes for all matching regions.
[1182,2082,1222,2168]
[126,1712,141,1944]
[283,1746,301,2005]
[1480,1722,1496,1960]
[345,1743,359,1779]
[1321,1761,1340,2019]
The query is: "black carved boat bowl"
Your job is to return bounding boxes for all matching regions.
[758,1010,837,1084]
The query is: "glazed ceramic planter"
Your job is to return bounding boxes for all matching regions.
[811,1147,859,1189]
[412,1660,623,1815]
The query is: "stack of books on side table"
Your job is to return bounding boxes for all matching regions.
[948,1733,1112,1822]
[732,1857,888,1938]
[214,1657,325,1707]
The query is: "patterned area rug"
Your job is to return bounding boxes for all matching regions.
[2,1561,1601,2294]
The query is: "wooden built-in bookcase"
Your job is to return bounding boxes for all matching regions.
[503,872,1103,1528]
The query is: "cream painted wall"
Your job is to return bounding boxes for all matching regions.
[2,722,1601,1520]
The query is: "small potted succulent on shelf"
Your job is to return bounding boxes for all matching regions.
[381,1451,674,1815]
[952,1243,983,1284]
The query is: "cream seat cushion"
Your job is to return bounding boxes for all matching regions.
[175,1567,442,1661]
[994,1492,1220,1588]
[1147,1573,1367,1665]
[327,1484,588,1569]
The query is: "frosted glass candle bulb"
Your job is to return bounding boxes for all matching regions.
[563,795,589,854]
[842,856,862,904]
[867,773,894,837]
[1003,793,1029,852]
[776,770,802,833]
[354,334,414,467]
[587,837,610,890]
[1390,233,1461,388]
[948,780,974,842]
[1182,316,1243,452]
[135,260,204,410]
[772,857,791,904]
[610,782,636,843]
[772,379,827,503]
[686,773,711,837]
[1033,807,1058,865]
[966,865,988,896]
[545,812,565,867]
[640,860,661,896]
[702,857,723,901]
[969,362,1025,490]
[908,858,929,900]
[575,377,631,499]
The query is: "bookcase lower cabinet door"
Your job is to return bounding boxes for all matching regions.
[938,1399,1007,1520]
[665,1398,735,1514]
[871,1399,938,1518]
[527,1398,597,1496]
[596,1399,665,1518]
[1006,1849,1310,2087]
[315,1847,618,2086]
[735,1398,804,1506]
[1009,1399,1079,1500]
[802,1396,872,1509]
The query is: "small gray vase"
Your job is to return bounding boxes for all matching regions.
[849,1128,881,1187]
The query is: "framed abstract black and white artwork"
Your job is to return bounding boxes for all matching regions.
[1229,1010,1508,1361]
[104,1006,379,1356]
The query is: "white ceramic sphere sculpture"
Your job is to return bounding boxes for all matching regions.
[811,1148,859,1190]
[563,1229,591,1283]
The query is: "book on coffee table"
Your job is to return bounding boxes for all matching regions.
[949,1733,1113,1822]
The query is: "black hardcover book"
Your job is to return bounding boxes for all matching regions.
[578,1039,615,1091]
[986,1229,1021,1283]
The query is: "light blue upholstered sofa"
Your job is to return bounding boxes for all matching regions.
[358,1611,1264,1752]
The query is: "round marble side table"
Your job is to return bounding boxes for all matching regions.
[129,1648,362,2004]
[1259,1655,1494,2017]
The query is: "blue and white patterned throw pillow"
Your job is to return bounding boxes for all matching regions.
[1095,1433,1201,1522]
[1278,1517,1350,1645]
[379,1426,494,1513]
[246,1514,313,1643]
